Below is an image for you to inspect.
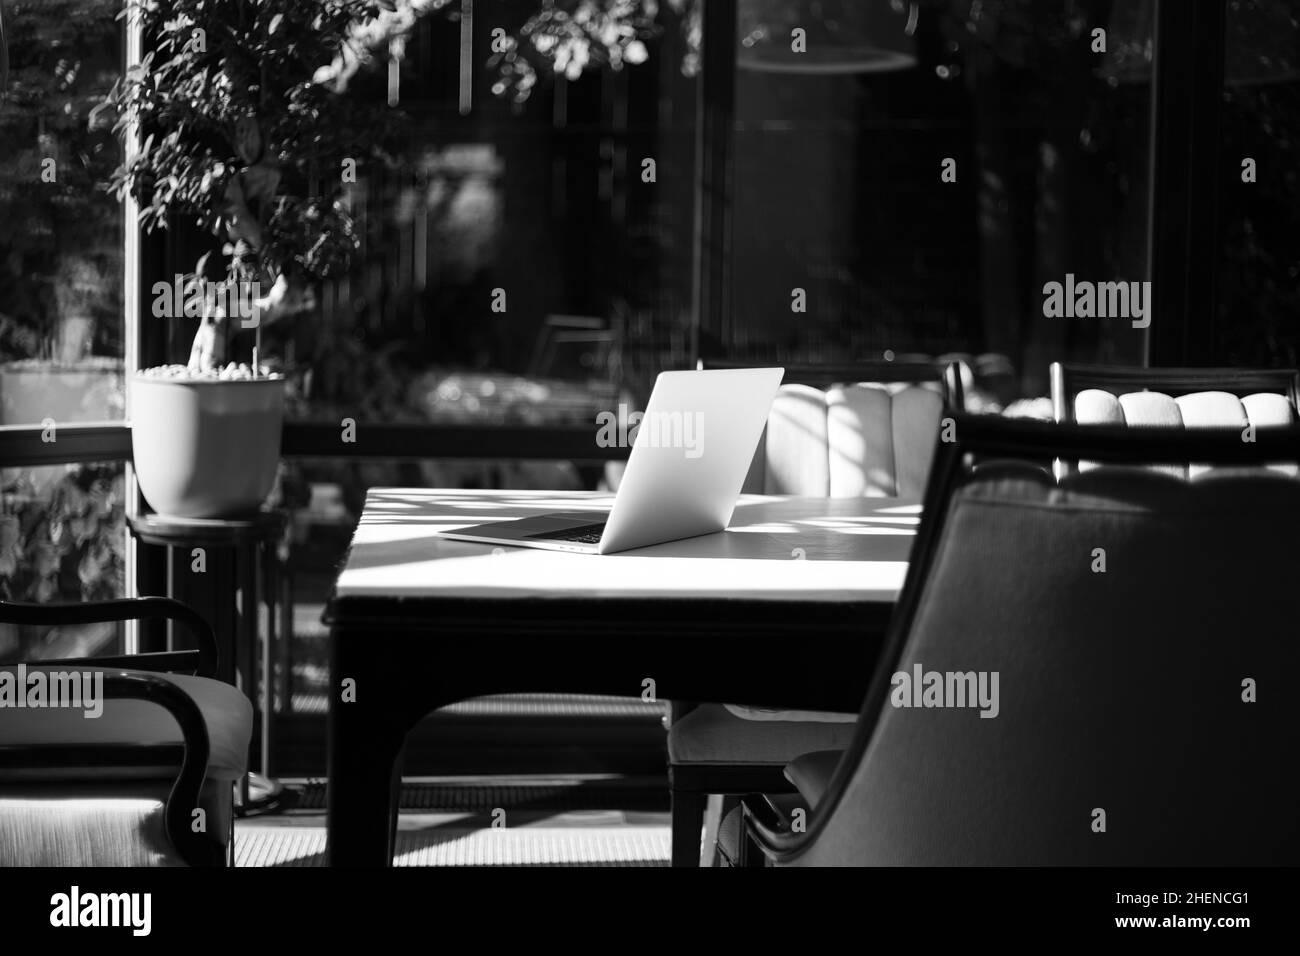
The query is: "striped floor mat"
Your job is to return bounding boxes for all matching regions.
[235,824,670,867]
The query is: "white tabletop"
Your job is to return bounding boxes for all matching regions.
[334,489,919,603]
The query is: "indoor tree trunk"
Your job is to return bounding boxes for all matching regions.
[188,313,230,371]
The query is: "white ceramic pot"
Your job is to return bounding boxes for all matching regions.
[130,374,284,518]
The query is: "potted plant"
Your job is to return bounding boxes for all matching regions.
[107,0,397,518]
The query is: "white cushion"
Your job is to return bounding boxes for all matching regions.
[764,385,830,495]
[1074,388,1297,478]
[758,382,944,498]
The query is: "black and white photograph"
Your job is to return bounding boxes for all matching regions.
[0,0,1296,938]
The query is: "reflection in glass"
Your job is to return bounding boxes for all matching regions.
[1216,0,1300,367]
[0,462,126,665]
[737,0,918,75]
[728,1,1152,407]
[0,1,124,426]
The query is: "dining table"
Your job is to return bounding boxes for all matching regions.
[323,487,919,866]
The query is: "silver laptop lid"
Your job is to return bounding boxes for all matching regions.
[599,367,784,553]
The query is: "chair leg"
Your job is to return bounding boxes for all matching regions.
[228,787,236,867]
[670,790,706,867]
[740,812,766,868]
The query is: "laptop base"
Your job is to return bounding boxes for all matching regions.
[439,512,610,554]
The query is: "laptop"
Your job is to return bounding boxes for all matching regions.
[438,367,784,554]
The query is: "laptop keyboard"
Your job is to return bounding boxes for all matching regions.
[532,523,606,544]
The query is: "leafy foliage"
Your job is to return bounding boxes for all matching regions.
[486,0,697,103]
[108,0,400,291]
[316,0,699,105]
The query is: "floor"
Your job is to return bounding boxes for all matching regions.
[251,590,673,867]
[234,777,671,867]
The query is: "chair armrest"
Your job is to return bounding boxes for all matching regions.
[783,749,843,810]
[741,752,855,863]
[1,597,218,678]
[102,671,222,867]
[740,792,813,863]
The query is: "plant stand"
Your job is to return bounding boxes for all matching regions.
[128,510,290,815]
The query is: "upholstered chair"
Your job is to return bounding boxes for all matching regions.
[744,416,1300,866]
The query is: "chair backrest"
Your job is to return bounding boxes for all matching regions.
[699,360,966,499]
[783,416,1300,866]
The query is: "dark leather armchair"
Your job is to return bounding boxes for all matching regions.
[743,415,1300,865]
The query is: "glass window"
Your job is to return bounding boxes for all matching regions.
[725,0,1153,409]
[1215,0,1300,367]
[0,461,127,664]
[0,2,127,662]
[0,0,125,426]
[242,2,697,440]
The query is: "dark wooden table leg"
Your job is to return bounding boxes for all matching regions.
[326,627,408,867]
[671,789,706,867]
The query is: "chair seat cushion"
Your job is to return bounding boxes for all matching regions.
[0,667,252,783]
[668,703,858,766]
[0,778,234,866]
